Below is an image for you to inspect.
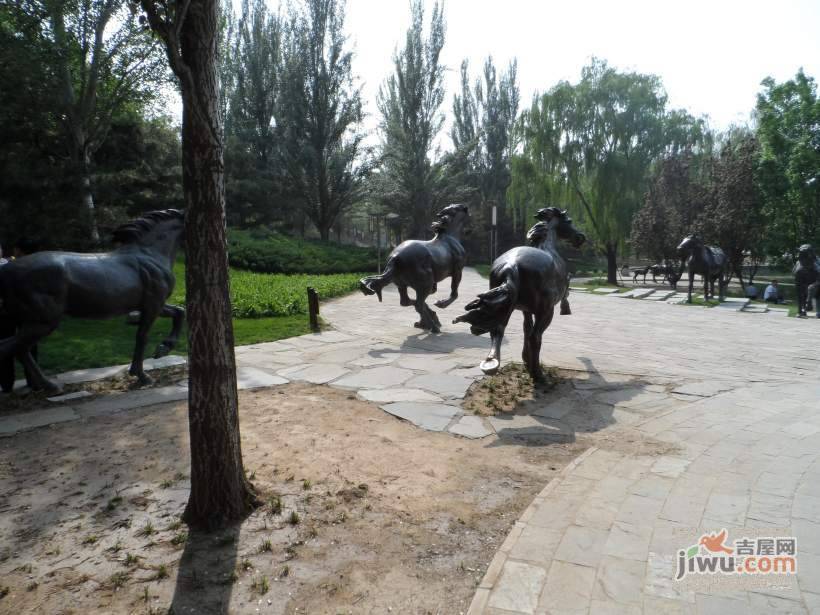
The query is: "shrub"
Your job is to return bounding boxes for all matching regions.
[227,229,378,275]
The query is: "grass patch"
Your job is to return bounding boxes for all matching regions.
[35,314,313,375]
[473,264,491,279]
[30,259,358,375]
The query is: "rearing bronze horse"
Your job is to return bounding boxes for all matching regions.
[359,204,469,333]
[454,208,585,380]
[0,209,185,393]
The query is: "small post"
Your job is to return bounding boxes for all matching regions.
[307,287,320,332]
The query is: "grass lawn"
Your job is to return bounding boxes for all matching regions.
[36,314,314,375]
[474,264,491,278]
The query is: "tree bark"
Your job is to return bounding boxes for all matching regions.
[177,0,259,530]
[605,243,618,285]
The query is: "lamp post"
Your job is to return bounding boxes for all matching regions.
[369,210,398,274]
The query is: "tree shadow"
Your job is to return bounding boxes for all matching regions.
[485,356,652,448]
[170,523,241,614]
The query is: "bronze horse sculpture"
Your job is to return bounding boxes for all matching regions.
[677,234,728,303]
[0,209,186,393]
[359,204,469,333]
[794,244,820,318]
[454,207,586,381]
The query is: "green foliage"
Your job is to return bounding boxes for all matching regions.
[227,229,377,274]
[756,69,820,256]
[374,0,467,238]
[511,58,710,282]
[278,0,370,241]
[452,57,520,256]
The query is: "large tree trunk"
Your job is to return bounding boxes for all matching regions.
[178,0,259,531]
[80,152,100,243]
[605,243,618,285]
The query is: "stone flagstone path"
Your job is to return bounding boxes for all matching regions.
[1,268,819,614]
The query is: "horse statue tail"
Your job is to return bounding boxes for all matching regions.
[359,257,396,303]
[453,274,519,336]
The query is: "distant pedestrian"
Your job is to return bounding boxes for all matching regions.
[764,280,784,304]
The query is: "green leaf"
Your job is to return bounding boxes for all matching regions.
[686,545,699,559]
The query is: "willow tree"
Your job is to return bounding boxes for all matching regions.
[514,59,707,283]
[139,0,259,530]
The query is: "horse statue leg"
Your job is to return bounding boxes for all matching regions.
[0,322,60,393]
[434,269,462,309]
[131,307,161,385]
[153,304,185,359]
[413,292,441,333]
[397,285,413,307]
[525,309,554,381]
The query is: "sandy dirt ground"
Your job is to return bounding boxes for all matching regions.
[0,377,672,615]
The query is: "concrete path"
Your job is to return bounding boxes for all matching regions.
[1,268,818,614]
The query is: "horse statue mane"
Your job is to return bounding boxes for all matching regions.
[112,209,185,244]
[431,204,468,234]
[526,221,550,245]
[535,206,569,221]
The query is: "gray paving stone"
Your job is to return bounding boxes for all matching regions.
[283,363,349,384]
[334,366,414,389]
[143,355,187,370]
[75,386,188,418]
[554,524,609,568]
[671,381,734,397]
[537,560,596,612]
[236,367,289,389]
[358,388,442,403]
[593,555,645,606]
[448,415,492,439]
[404,373,473,398]
[594,287,621,294]
[379,402,460,432]
[47,390,92,403]
[486,560,547,613]
[0,406,79,435]
[55,363,128,384]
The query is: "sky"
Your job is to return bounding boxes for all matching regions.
[338,0,820,145]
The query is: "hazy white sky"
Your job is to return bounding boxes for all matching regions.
[338,0,820,143]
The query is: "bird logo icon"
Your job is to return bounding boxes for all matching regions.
[699,529,734,554]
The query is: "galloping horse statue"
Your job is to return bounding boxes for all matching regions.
[677,234,728,303]
[454,207,586,381]
[0,209,186,393]
[794,244,820,318]
[359,204,469,333]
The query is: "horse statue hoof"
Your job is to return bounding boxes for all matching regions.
[480,358,499,375]
[153,343,171,359]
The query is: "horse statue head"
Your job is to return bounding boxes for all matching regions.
[431,203,470,236]
[797,244,818,267]
[677,233,703,256]
[533,207,586,248]
[112,209,185,262]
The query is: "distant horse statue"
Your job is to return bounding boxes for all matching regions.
[794,244,820,318]
[0,209,186,393]
[677,234,728,303]
[359,204,469,333]
[454,207,586,381]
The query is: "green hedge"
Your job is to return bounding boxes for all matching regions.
[227,228,378,274]
[169,262,363,318]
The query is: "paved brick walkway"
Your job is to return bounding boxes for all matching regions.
[1,269,818,614]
